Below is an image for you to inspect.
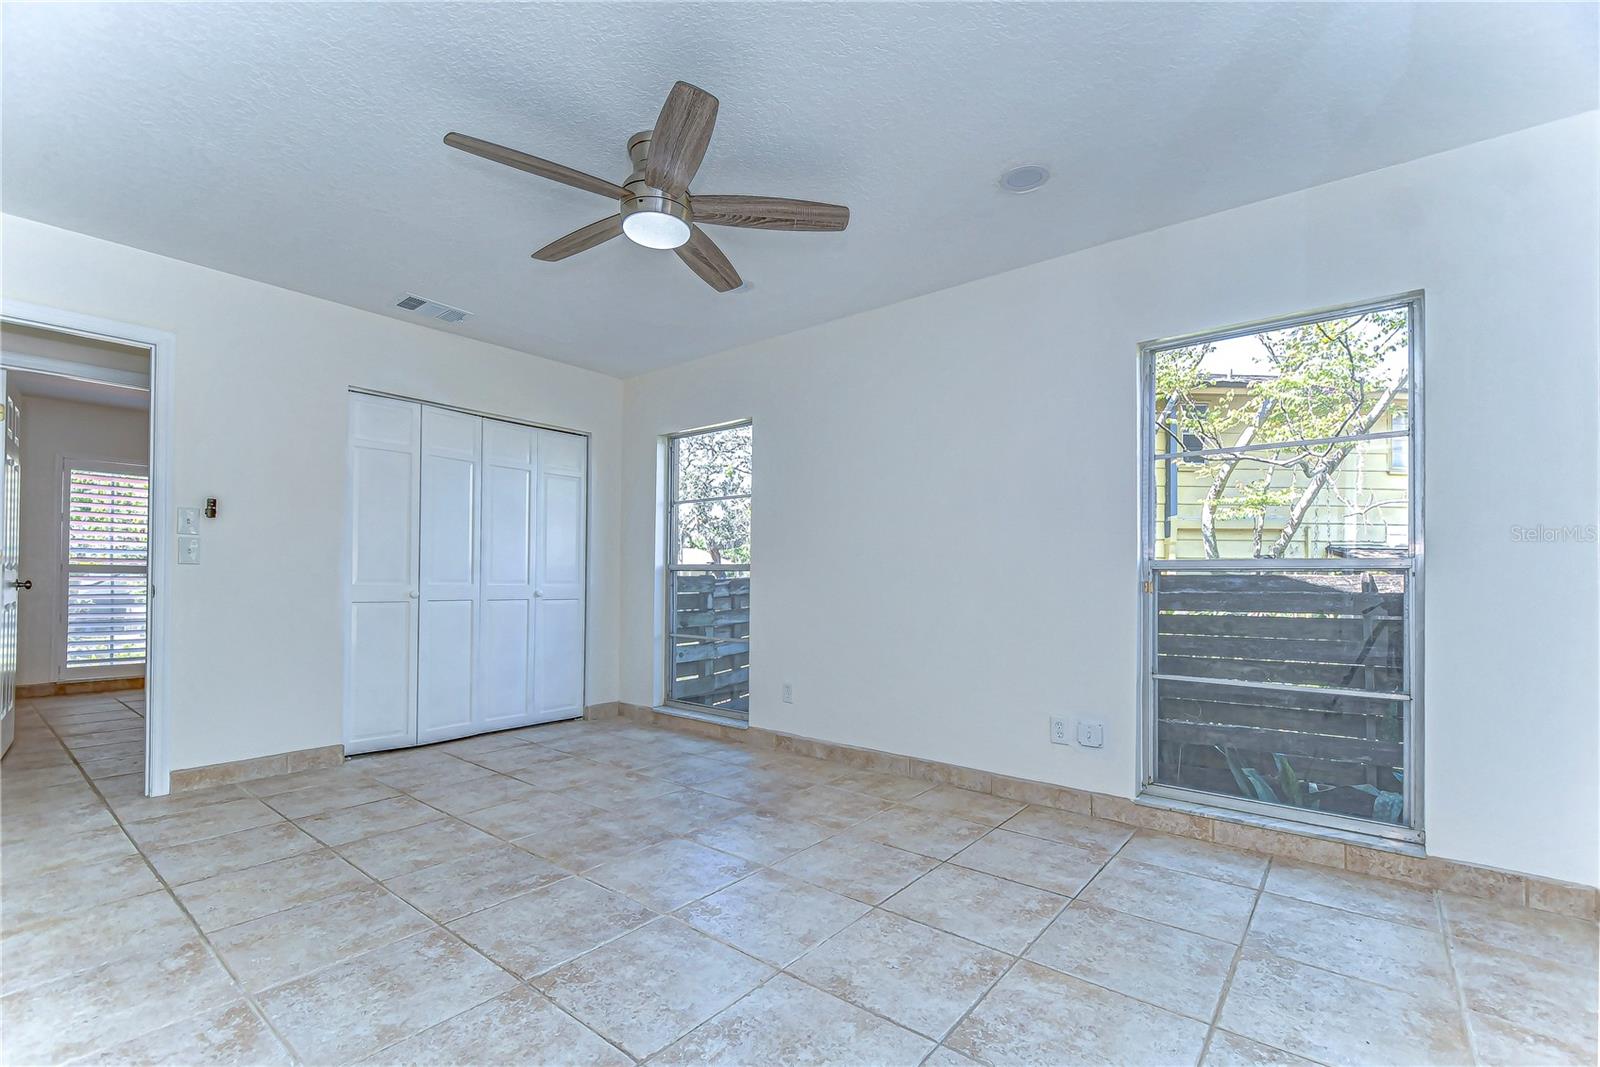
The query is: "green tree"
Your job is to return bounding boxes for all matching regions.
[1156,310,1408,558]
[674,424,752,564]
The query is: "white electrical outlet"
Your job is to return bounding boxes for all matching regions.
[781,683,794,704]
[1049,716,1069,745]
[1077,721,1105,748]
[177,535,201,565]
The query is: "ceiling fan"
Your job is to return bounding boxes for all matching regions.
[444,81,849,293]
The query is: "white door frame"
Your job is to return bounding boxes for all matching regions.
[1,299,175,796]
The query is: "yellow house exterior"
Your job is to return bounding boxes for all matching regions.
[1154,386,1409,560]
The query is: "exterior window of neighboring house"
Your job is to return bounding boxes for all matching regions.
[1141,296,1421,841]
[665,422,751,719]
[63,463,148,676]
[1179,404,1209,459]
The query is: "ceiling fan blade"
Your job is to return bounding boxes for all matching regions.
[444,132,626,200]
[675,225,741,292]
[692,195,850,232]
[531,216,623,261]
[643,81,718,193]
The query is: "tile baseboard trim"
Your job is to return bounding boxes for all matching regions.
[591,701,1597,921]
[169,744,344,792]
[18,678,144,698]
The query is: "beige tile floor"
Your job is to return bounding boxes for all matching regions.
[2,692,1596,1065]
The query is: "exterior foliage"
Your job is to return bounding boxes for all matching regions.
[673,423,752,564]
[1155,310,1408,559]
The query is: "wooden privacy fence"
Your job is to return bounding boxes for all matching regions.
[1154,569,1407,822]
[670,571,751,712]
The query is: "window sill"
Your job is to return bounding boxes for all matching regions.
[1135,791,1425,857]
[656,703,749,730]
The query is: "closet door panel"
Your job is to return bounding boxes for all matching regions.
[484,466,532,586]
[538,471,583,600]
[418,598,475,737]
[417,407,480,743]
[344,395,420,754]
[483,419,534,467]
[348,602,413,748]
[480,598,532,725]
[533,429,586,723]
[533,597,583,721]
[478,422,537,729]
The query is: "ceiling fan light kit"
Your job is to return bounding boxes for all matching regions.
[619,131,692,249]
[444,80,849,292]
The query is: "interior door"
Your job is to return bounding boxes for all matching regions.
[478,419,537,730]
[344,395,420,754]
[532,429,586,723]
[416,406,480,744]
[1,377,19,757]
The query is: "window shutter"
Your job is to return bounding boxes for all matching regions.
[64,466,148,670]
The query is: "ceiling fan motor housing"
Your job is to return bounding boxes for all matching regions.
[621,131,691,232]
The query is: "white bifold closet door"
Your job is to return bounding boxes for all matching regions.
[531,429,587,721]
[345,397,423,753]
[345,394,586,754]
[417,407,481,743]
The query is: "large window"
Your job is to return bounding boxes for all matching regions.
[665,422,751,719]
[1141,296,1420,840]
[63,462,149,675]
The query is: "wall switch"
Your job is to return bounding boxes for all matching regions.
[1077,721,1105,748]
[781,683,794,704]
[1049,716,1069,745]
[176,507,201,536]
[177,535,201,565]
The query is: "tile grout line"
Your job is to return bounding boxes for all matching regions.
[307,838,644,1067]
[252,769,592,1061]
[279,738,1267,1058]
[19,708,1575,1065]
[1436,891,1482,1065]
[907,817,1146,1056]
[1195,853,1271,1067]
[266,748,653,1063]
[60,736,519,1061]
[24,706,311,1065]
[18,713,825,1062]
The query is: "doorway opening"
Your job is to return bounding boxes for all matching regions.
[0,304,173,795]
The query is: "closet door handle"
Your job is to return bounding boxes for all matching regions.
[533,589,544,598]
[407,590,419,599]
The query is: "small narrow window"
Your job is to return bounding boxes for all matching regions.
[664,422,751,719]
[63,463,149,675]
[1390,411,1408,472]
[1179,403,1210,458]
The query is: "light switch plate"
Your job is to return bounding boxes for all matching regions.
[177,507,201,536]
[177,535,201,565]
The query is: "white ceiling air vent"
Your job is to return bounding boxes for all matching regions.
[395,294,471,324]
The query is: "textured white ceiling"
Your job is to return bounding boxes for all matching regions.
[3,3,1594,376]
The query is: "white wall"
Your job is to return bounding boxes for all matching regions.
[620,114,1600,887]
[2,217,625,773]
[13,394,150,685]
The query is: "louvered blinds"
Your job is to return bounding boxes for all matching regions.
[64,465,148,671]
